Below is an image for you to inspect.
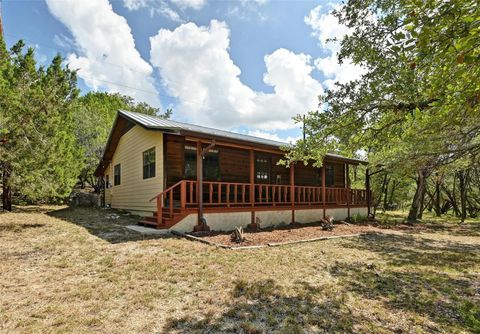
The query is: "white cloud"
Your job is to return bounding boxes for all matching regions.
[123,0,149,10]
[225,0,268,22]
[149,20,322,130]
[170,0,206,10]
[53,33,77,50]
[247,130,300,144]
[305,5,365,90]
[46,0,161,107]
[122,0,183,22]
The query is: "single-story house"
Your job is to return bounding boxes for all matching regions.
[94,110,371,233]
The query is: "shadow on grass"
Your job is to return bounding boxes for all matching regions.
[342,232,480,270]
[48,206,176,244]
[328,262,479,333]
[0,223,45,232]
[334,232,480,332]
[163,233,480,333]
[163,279,365,333]
[376,211,480,237]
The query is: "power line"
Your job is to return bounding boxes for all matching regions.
[4,32,216,108]
[4,32,223,109]
[4,32,241,100]
[5,32,151,76]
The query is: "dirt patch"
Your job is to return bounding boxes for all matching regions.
[190,222,383,247]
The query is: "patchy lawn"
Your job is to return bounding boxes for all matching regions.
[1,206,479,333]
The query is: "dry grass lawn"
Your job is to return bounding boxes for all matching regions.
[1,206,479,333]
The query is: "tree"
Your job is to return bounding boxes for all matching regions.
[0,38,83,210]
[286,0,480,222]
[75,92,171,191]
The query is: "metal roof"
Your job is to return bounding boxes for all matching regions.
[119,110,289,147]
[118,110,367,164]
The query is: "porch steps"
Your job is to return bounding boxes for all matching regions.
[138,208,188,230]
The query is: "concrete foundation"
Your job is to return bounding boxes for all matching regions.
[170,207,368,233]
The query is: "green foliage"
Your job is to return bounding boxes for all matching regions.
[0,38,83,203]
[349,213,367,224]
[0,37,171,204]
[75,92,171,190]
[460,301,480,332]
[287,0,480,219]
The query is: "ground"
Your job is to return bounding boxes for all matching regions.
[195,223,382,247]
[1,206,479,333]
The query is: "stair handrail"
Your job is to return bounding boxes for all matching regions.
[149,180,184,202]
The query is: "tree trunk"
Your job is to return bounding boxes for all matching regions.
[383,177,390,211]
[380,173,388,212]
[418,181,428,219]
[457,170,468,222]
[434,173,441,217]
[407,169,427,223]
[2,163,12,211]
[443,185,460,216]
[388,180,398,207]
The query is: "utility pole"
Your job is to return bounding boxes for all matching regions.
[302,115,306,141]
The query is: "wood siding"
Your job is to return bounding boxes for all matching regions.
[165,134,185,187]
[105,125,163,213]
[220,147,249,183]
[164,135,346,188]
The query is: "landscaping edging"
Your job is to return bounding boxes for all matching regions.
[171,230,362,250]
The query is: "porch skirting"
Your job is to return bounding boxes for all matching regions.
[170,206,368,233]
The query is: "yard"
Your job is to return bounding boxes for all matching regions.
[1,206,479,333]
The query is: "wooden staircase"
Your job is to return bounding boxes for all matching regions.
[138,208,189,229]
[138,180,191,229]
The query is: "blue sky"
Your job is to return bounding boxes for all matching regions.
[3,0,363,142]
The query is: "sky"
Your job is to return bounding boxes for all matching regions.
[3,0,363,143]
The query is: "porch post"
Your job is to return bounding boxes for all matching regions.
[249,149,255,225]
[322,159,326,219]
[196,141,202,224]
[346,164,350,219]
[366,168,371,216]
[290,162,295,224]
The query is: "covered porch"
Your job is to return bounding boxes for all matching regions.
[146,134,371,229]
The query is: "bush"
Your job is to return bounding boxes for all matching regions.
[350,213,367,224]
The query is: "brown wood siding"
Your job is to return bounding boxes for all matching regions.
[164,134,347,188]
[333,162,345,187]
[271,155,290,185]
[165,134,185,187]
[219,147,249,183]
[295,163,320,186]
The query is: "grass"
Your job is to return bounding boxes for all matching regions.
[1,206,479,333]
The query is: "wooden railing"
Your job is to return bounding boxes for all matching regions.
[151,180,369,220]
[149,180,183,225]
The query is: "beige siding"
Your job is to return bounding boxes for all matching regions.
[104,125,163,214]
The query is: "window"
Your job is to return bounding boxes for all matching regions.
[143,148,156,179]
[114,164,121,186]
[184,145,220,180]
[184,145,197,179]
[105,174,110,189]
[203,150,220,180]
[326,164,334,187]
[256,157,270,182]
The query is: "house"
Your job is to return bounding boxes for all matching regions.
[94,110,371,232]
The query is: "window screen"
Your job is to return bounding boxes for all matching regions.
[143,148,156,179]
[256,157,270,182]
[114,164,121,186]
[326,164,334,187]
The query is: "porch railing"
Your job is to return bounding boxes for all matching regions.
[151,180,369,215]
